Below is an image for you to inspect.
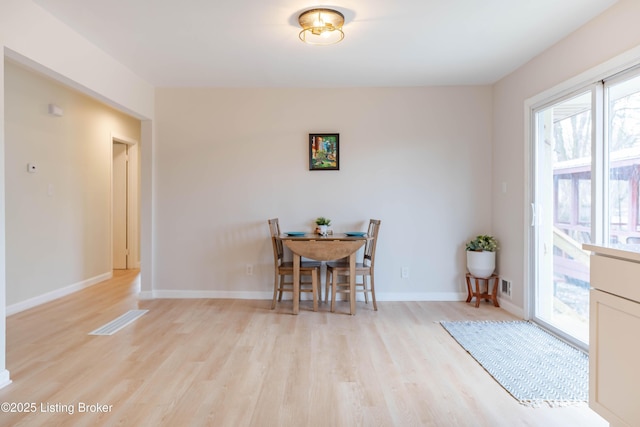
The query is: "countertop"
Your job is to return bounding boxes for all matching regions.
[583,243,640,263]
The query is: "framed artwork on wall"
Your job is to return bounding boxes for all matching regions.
[309,133,339,170]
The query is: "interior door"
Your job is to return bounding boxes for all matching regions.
[113,142,128,269]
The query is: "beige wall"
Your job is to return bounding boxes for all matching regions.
[1,0,635,388]
[492,0,640,314]
[154,86,493,299]
[0,0,155,385]
[4,61,141,307]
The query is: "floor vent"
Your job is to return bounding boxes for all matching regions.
[89,309,148,336]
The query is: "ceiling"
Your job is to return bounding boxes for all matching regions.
[33,0,619,88]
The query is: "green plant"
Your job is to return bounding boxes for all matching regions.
[465,235,498,252]
[315,217,331,226]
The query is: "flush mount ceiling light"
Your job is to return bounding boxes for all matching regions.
[298,8,344,45]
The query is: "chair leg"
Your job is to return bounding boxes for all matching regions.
[370,273,377,311]
[363,274,369,304]
[278,276,284,302]
[312,270,318,312]
[271,273,279,310]
[330,270,338,312]
[324,269,331,304]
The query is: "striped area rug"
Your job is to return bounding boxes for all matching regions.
[440,320,588,406]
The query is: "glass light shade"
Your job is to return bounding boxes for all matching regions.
[298,8,344,45]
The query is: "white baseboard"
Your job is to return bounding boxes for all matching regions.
[380,292,467,301]
[139,290,468,302]
[141,290,273,299]
[496,298,524,318]
[127,289,525,315]
[0,370,11,390]
[6,272,113,316]
[137,290,155,300]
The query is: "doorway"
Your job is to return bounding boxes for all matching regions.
[112,135,139,271]
[113,141,128,269]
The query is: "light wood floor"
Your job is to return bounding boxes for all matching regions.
[0,270,608,427]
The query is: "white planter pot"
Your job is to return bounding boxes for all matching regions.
[318,225,328,235]
[466,251,495,278]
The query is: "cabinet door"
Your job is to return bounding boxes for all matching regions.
[590,289,640,427]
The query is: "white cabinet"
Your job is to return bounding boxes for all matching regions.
[588,251,640,427]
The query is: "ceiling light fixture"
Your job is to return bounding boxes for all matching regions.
[298,8,344,45]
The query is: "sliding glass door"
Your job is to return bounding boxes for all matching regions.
[533,91,593,347]
[531,67,640,349]
[606,72,640,246]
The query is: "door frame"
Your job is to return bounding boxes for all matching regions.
[111,133,139,270]
[523,49,640,350]
[527,87,597,351]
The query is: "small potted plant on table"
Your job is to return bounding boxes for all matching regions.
[315,217,331,236]
[465,235,498,278]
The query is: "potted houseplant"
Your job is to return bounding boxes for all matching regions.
[465,235,498,278]
[315,217,331,236]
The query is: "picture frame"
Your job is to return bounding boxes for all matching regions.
[309,133,339,171]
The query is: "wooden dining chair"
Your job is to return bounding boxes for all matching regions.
[326,219,381,311]
[268,218,321,311]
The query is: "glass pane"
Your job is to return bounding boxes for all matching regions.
[578,179,591,224]
[556,179,571,223]
[607,73,640,246]
[535,91,591,345]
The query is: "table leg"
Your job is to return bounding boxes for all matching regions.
[293,253,300,315]
[349,252,356,315]
[474,277,481,308]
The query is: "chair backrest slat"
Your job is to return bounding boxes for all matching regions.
[363,219,381,267]
[268,218,284,266]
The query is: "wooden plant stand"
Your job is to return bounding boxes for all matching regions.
[465,273,500,308]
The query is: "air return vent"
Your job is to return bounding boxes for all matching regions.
[500,279,512,299]
[89,310,148,335]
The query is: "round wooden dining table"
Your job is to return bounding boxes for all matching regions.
[279,234,369,314]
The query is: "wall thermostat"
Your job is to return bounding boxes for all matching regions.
[48,103,64,117]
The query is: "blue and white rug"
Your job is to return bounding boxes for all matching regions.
[440,320,588,406]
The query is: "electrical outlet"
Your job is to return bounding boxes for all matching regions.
[401,267,409,279]
[246,264,254,275]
